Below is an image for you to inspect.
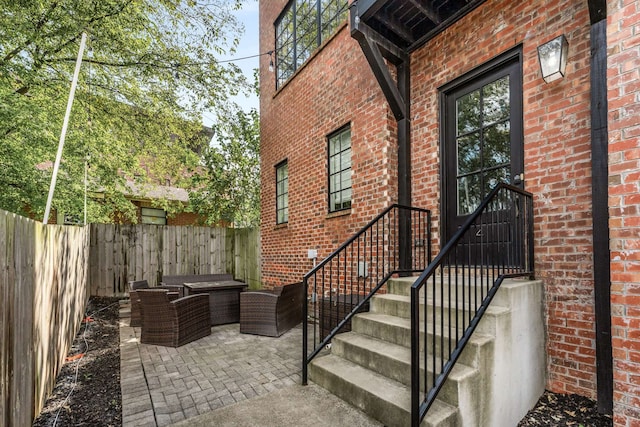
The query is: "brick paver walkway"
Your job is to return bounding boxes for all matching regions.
[119,302,303,427]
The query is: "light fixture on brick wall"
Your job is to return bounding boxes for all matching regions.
[268,50,274,73]
[537,35,569,83]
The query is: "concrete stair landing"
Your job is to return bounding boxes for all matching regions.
[309,276,545,427]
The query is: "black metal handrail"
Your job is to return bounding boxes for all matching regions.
[410,183,534,426]
[302,204,432,384]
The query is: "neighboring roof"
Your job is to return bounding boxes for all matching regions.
[35,161,191,203]
[124,180,190,203]
[35,160,54,171]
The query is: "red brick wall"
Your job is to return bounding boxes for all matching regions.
[260,1,640,422]
[260,1,397,287]
[167,212,202,226]
[608,0,640,425]
[409,0,596,399]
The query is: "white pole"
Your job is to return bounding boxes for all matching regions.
[43,32,87,224]
[83,155,88,225]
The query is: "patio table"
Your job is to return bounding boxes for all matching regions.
[183,281,248,325]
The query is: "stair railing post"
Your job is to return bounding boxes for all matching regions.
[302,277,309,385]
[410,284,420,427]
[399,206,412,275]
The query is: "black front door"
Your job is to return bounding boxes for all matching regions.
[442,51,523,262]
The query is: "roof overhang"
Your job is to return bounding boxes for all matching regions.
[350,0,488,54]
[347,0,497,260]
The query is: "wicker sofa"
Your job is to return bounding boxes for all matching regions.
[239,282,304,337]
[137,289,211,347]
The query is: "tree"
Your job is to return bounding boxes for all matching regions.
[190,106,260,227]
[0,0,249,222]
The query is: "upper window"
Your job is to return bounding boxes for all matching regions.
[276,161,289,224]
[328,126,351,213]
[141,207,167,225]
[275,0,349,88]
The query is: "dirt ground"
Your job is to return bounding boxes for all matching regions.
[32,297,612,427]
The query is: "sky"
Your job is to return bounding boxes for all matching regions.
[202,0,260,126]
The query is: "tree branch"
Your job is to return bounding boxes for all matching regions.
[2,1,59,63]
[48,57,174,69]
[39,0,136,61]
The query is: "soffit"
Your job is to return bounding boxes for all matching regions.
[353,0,488,53]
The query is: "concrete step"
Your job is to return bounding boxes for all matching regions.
[309,354,459,427]
[370,292,510,327]
[369,294,509,330]
[331,332,480,407]
[387,275,523,300]
[310,276,545,427]
[351,312,495,369]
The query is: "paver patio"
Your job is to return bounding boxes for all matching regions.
[119,301,381,426]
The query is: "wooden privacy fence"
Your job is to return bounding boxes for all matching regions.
[233,227,261,290]
[0,210,89,427]
[90,224,261,296]
[1,212,260,425]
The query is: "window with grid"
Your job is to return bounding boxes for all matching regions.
[328,127,351,213]
[141,207,167,225]
[275,0,349,88]
[276,161,289,224]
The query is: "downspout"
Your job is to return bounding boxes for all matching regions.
[588,0,613,415]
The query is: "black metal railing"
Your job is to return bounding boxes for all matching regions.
[302,204,431,384]
[410,183,534,427]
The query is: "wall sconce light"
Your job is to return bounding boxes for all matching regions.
[537,35,569,83]
[268,50,274,73]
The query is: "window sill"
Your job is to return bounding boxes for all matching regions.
[274,223,289,230]
[326,209,351,220]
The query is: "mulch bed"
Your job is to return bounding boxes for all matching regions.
[31,296,613,427]
[32,296,122,427]
[518,390,613,426]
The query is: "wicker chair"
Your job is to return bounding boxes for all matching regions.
[239,282,304,337]
[128,280,179,327]
[137,289,211,347]
[128,280,150,327]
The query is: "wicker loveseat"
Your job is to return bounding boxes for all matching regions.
[239,282,304,337]
[137,289,211,347]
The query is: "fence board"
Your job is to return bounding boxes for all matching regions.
[0,212,17,427]
[14,216,34,427]
[0,211,88,426]
[234,228,261,290]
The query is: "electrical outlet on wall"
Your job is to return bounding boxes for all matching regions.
[358,261,368,278]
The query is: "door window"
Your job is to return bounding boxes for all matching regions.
[455,75,511,215]
[442,48,523,245]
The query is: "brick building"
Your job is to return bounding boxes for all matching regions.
[259,0,638,425]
